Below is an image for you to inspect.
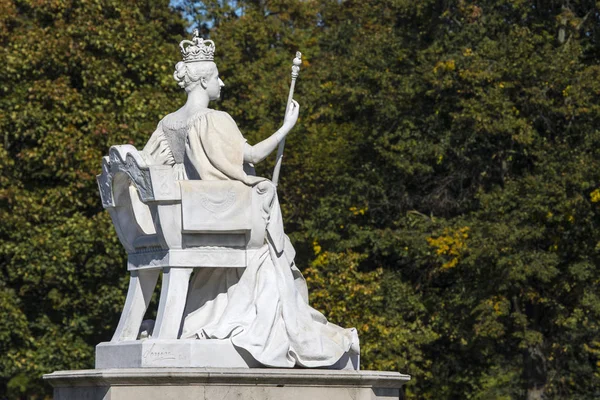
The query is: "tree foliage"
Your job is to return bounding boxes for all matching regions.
[0,0,185,397]
[184,0,600,398]
[2,0,600,398]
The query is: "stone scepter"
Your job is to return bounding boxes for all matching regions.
[272,51,302,186]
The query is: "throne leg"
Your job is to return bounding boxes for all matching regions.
[153,267,193,339]
[111,269,160,342]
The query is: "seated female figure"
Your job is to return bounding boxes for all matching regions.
[141,32,359,368]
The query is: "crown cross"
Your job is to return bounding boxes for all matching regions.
[179,29,215,62]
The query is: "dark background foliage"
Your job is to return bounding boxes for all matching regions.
[1,0,600,398]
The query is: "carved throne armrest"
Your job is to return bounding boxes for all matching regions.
[97,145,160,254]
[98,146,277,271]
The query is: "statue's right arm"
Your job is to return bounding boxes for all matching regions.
[243,100,299,164]
[243,133,282,165]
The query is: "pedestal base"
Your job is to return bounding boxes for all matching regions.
[96,339,360,370]
[96,340,260,368]
[44,368,410,400]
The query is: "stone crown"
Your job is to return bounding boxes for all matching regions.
[179,29,215,63]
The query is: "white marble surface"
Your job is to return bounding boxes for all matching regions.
[96,340,260,369]
[180,180,252,233]
[96,340,358,370]
[45,368,410,400]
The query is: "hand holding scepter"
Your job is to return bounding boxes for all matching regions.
[272,51,302,186]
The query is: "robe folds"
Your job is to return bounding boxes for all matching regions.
[142,109,359,368]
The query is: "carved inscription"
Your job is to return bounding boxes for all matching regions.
[142,343,177,363]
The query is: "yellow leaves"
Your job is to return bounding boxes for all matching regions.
[304,250,382,324]
[493,302,502,314]
[591,188,600,203]
[462,48,474,57]
[488,297,509,317]
[349,205,368,216]
[312,240,322,255]
[433,59,456,74]
[427,226,470,270]
[525,290,546,304]
[473,296,510,339]
[583,341,600,357]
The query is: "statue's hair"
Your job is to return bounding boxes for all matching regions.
[173,61,217,93]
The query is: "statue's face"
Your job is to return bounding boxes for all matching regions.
[206,68,225,101]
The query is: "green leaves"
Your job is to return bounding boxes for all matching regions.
[189,1,600,398]
[0,0,186,396]
[2,0,600,398]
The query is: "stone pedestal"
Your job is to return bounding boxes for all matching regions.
[95,339,359,370]
[95,340,260,369]
[44,368,410,400]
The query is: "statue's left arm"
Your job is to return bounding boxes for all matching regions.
[243,100,299,165]
[141,121,175,166]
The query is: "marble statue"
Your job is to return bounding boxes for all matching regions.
[96,30,360,370]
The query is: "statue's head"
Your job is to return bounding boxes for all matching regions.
[174,30,224,99]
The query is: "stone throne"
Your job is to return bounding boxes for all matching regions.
[94,144,277,368]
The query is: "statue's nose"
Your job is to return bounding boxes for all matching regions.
[218,78,225,87]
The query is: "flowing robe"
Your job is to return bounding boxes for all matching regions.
[142,109,359,368]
